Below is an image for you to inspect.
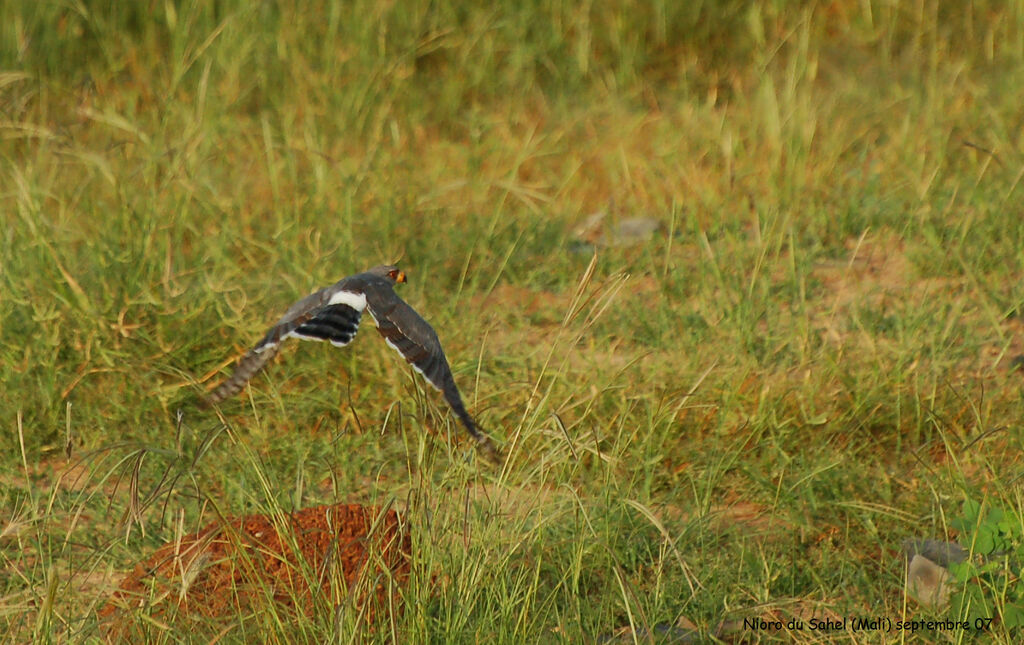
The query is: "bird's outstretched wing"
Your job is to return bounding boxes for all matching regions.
[206,269,502,463]
[364,286,502,463]
[205,286,366,404]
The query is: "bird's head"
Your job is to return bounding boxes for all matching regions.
[369,264,407,285]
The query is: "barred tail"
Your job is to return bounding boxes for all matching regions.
[205,344,281,405]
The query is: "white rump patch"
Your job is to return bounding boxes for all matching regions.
[327,290,368,311]
[254,341,281,354]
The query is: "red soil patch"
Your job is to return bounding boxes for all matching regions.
[99,503,410,638]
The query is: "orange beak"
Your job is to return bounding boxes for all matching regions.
[396,270,407,284]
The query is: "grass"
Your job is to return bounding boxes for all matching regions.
[3,0,1024,641]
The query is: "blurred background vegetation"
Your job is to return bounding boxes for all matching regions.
[3,0,1024,641]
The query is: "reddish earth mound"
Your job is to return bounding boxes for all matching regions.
[100,503,410,638]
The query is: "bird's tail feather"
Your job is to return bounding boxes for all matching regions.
[204,344,280,405]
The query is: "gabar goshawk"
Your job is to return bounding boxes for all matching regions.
[206,265,501,463]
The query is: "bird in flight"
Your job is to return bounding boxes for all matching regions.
[206,265,501,463]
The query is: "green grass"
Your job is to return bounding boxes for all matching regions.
[3,0,1024,642]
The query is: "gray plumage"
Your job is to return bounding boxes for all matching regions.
[206,265,501,463]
